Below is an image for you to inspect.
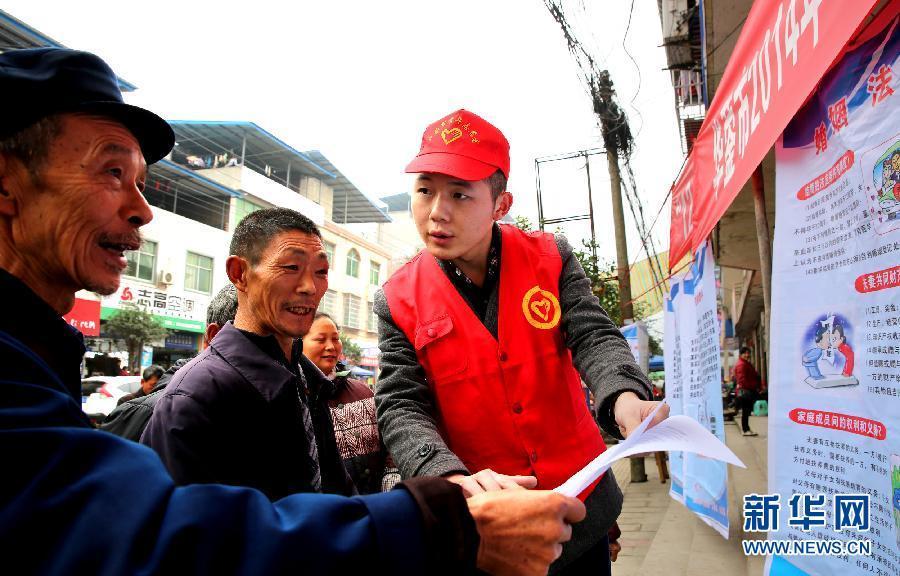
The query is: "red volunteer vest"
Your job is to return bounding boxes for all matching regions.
[383,225,606,495]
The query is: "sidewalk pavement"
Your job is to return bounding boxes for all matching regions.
[610,415,769,576]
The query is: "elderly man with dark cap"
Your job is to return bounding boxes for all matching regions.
[0,48,585,575]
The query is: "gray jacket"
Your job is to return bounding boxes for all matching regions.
[374,233,652,569]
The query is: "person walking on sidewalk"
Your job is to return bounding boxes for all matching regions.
[734,347,762,436]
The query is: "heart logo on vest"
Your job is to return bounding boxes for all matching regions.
[530,299,551,322]
[522,285,561,330]
[441,128,462,145]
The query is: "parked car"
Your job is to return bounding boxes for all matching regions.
[81,376,142,426]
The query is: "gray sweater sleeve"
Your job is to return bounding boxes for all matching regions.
[373,290,469,479]
[555,234,652,438]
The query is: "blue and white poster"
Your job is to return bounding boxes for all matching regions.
[664,288,685,502]
[769,15,899,576]
[621,321,649,374]
[665,241,729,537]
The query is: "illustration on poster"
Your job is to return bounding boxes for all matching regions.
[873,141,900,225]
[801,314,859,389]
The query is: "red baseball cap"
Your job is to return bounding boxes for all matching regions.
[405,109,510,180]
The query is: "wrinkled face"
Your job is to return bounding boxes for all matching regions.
[411,172,499,262]
[244,230,328,339]
[5,115,150,295]
[304,316,343,374]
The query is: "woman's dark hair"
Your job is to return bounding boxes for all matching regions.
[312,312,340,331]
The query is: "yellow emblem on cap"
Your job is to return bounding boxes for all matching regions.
[522,285,561,330]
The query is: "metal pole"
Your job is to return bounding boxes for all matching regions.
[584,152,598,266]
[535,159,545,231]
[751,165,772,339]
[343,189,349,224]
[240,137,246,167]
[286,162,292,190]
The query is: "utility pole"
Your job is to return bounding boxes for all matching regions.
[607,148,633,324]
[594,71,634,326]
[596,72,644,480]
[542,2,645,480]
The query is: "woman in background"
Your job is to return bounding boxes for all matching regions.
[304,313,399,493]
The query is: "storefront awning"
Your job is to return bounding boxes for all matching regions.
[669,0,885,266]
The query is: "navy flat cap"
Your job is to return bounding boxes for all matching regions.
[0,48,174,164]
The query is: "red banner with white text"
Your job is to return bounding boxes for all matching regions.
[62,298,101,337]
[669,0,884,266]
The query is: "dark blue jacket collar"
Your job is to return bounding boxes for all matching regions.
[210,322,333,402]
[0,268,85,400]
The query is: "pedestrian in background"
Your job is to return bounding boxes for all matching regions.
[117,364,164,405]
[734,346,762,436]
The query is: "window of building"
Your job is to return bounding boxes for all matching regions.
[367,302,377,333]
[343,293,360,329]
[369,261,381,286]
[346,249,360,278]
[324,241,336,268]
[319,289,337,317]
[185,252,214,294]
[125,240,157,282]
[235,198,264,226]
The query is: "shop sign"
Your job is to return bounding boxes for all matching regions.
[63,297,101,336]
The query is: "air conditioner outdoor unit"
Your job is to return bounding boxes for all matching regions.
[158,269,175,285]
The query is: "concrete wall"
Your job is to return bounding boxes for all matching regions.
[320,221,391,350]
[98,206,232,333]
[200,166,326,225]
[299,175,334,221]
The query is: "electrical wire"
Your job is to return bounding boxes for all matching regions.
[621,0,644,139]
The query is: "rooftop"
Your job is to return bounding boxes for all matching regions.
[0,9,137,92]
[169,121,390,224]
[380,192,412,213]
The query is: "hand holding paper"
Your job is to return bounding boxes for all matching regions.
[554,401,745,498]
[613,392,670,438]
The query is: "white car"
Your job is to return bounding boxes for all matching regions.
[81,376,142,421]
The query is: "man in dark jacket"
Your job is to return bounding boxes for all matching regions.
[116,364,164,405]
[102,358,188,440]
[142,209,359,499]
[102,284,238,441]
[0,48,586,576]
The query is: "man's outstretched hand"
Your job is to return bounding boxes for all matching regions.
[467,490,586,576]
[445,468,537,497]
[613,391,669,438]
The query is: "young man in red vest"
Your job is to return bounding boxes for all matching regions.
[375,109,669,574]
